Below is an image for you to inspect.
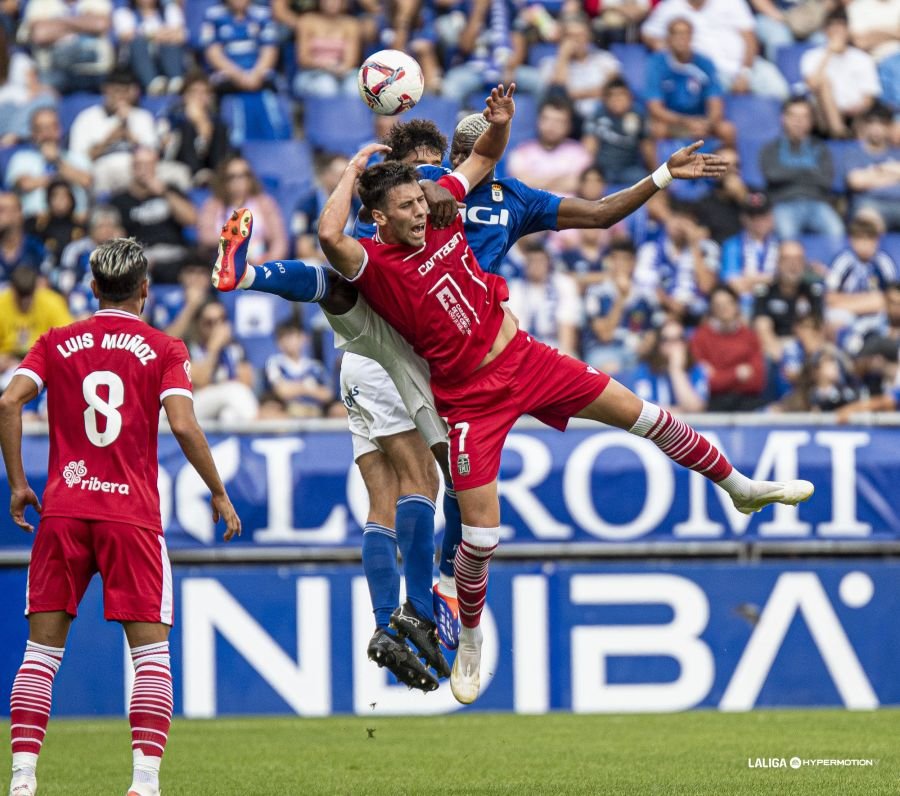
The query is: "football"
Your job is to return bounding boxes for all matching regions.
[357,49,424,116]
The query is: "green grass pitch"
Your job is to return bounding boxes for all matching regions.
[3,710,897,795]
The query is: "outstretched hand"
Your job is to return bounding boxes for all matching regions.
[10,486,41,533]
[667,140,729,181]
[349,143,392,175]
[482,83,516,126]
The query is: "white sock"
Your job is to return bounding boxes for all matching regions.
[438,572,457,597]
[12,751,38,775]
[717,468,756,497]
[133,749,161,787]
[459,624,482,647]
[238,263,256,289]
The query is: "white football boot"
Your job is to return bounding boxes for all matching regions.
[9,772,37,796]
[450,625,483,704]
[730,479,815,515]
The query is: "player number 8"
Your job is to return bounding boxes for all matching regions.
[82,370,125,447]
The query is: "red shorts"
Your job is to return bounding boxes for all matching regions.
[26,517,174,624]
[432,331,610,490]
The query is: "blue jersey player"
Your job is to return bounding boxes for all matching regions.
[211,111,728,693]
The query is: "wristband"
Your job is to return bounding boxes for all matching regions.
[651,163,673,190]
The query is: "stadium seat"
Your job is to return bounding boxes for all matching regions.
[304,96,374,155]
[242,139,314,194]
[59,92,101,135]
[185,0,217,49]
[527,42,558,68]
[775,43,814,92]
[233,291,298,373]
[826,140,854,194]
[882,234,900,264]
[140,95,174,118]
[740,136,768,190]
[404,95,462,139]
[275,179,315,231]
[609,43,649,98]
[724,95,781,142]
[0,144,25,181]
[799,234,844,265]
[220,92,293,146]
[656,139,716,201]
[505,93,538,152]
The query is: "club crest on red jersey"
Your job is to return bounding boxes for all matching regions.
[457,453,470,476]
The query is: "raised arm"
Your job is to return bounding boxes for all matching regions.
[0,375,42,532]
[556,140,727,229]
[454,84,516,191]
[318,143,390,279]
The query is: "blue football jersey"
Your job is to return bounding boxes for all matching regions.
[353,166,562,274]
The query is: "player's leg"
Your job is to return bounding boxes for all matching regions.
[574,378,814,512]
[121,622,172,796]
[9,517,94,796]
[430,440,461,650]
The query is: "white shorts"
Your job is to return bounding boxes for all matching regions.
[327,298,448,453]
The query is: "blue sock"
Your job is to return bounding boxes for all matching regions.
[440,484,462,578]
[245,260,331,302]
[362,523,400,628]
[395,495,436,619]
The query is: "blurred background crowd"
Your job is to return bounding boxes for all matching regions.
[0,0,899,423]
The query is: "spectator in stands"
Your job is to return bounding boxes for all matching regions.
[845,104,900,231]
[17,0,114,93]
[198,155,288,265]
[110,146,197,284]
[558,225,607,292]
[847,0,900,63]
[760,97,844,242]
[506,243,582,356]
[272,0,314,29]
[690,283,767,410]
[56,204,123,298]
[835,327,900,420]
[768,313,830,405]
[802,347,859,410]
[746,0,797,63]
[752,238,825,362]
[265,320,334,417]
[160,71,233,186]
[146,258,213,337]
[292,153,355,261]
[68,66,158,195]
[113,0,186,96]
[582,78,651,186]
[721,192,779,299]
[540,14,621,118]
[801,9,882,138]
[0,193,49,284]
[441,0,541,101]
[826,214,899,324]
[187,298,259,422]
[506,97,592,194]
[645,18,736,147]
[0,26,55,145]
[587,0,652,47]
[582,239,659,373]
[634,201,720,326]
[293,0,363,97]
[5,107,92,219]
[627,318,708,411]
[879,51,900,109]
[0,265,71,376]
[26,179,88,268]
[686,145,748,243]
[641,0,789,99]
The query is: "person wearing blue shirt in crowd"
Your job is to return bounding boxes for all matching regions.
[265,321,333,416]
[845,104,900,231]
[583,79,651,187]
[645,18,736,147]
[0,193,50,285]
[720,192,780,305]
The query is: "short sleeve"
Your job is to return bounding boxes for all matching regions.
[265,355,283,386]
[160,339,193,402]
[644,54,664,101]
[438,173,469,201]
[16,334,49,392]
[517,182,562,235]
[416,164,450,182]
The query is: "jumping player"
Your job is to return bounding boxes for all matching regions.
[313,84,814,704]
[0,238,241,796]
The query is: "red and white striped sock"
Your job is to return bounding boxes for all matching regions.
[454,525,499,629]
[10,641,64,773]
[129,641,173,773]
[630,401,734,483]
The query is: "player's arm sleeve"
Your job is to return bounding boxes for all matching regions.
[160,339,194,403]
[15,334,49,392]
[518,182,563,234]
[438,173,470,201]
[416,165,451,182]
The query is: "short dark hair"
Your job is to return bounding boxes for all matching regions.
[848,216,881,240]
[608,238,636,257]
[11,265,38,297]
[782,96,812,114]
[383,119,448,163]
[862,102,893,125]
[710,283,740,303]
[603,77,630,95]
[276,320,304,339]
[539,96,574,118]
[825,7,848,25]
[90,238,148,302]
[358,162,419,212]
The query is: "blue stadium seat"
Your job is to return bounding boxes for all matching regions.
[275,179,314,231]
[656,139,716,201]
[185,0,217,49]
[882,234,900,264]
[775,43,814,91]
[220,92,294,145]
[609,43,649,98]
[739,136,768,190]
[59,92,100,135]
[0,145,25,182]
[242,336,280,374]
[404,95,462,139]
[140,95,174,118]
[505,93,538,152]
[232,291,298,372]
[799,234,844,265]
[724,95,781,141]
[242,139,314,194]
[304,96,374,155]
[527,42,558,68]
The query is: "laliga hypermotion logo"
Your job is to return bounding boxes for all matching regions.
[361,62,415,113]
[63,460,87,487]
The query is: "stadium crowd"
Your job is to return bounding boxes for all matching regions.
[1,0,899,421]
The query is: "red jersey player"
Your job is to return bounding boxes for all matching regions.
[0,239,241,796]
[318,84,814,705]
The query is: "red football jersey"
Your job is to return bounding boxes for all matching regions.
[354,173,509,387]
[15,308,193,532]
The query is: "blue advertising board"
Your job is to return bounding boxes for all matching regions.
[0,424,894,552]
[1,561,896,716]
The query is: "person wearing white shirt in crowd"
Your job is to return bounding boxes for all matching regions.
[641,0,789,99]
[68,65,158,194]
[801,9,882,139]
[506,242,583,357]
[113,0,187,96]
[540,14,621,118]
[847,0,900,63]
